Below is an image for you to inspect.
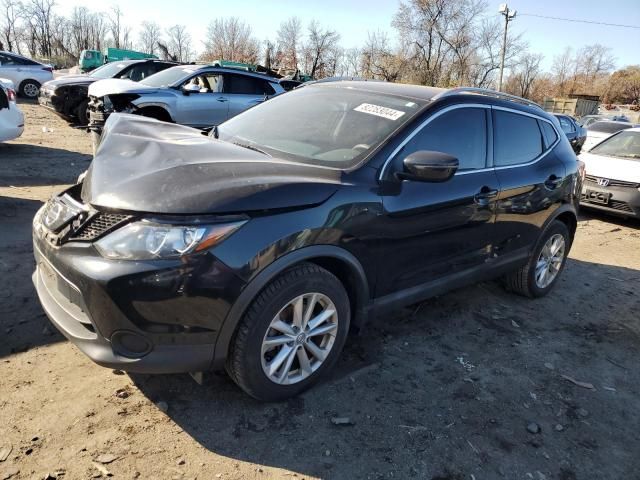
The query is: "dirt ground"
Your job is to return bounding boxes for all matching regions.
[1,102,639,480]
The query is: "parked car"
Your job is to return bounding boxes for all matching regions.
[87,65,286,148]
[554,114,587,154]
[579,127,640,218]
[39,59,179,125]
[579,114,606,128]
[0,78,24,142]
[582,121,634,152]
[33,84,581,401]
[0,51,53,98]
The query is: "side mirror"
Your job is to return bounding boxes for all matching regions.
[182,84,200,95]
[400,150,459,182]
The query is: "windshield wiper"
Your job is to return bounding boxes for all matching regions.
[232,142,271,156]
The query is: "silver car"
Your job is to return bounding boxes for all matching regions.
[87,65,286,146]
[0,51,53,98]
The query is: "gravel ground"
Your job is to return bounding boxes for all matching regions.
[1,102,639,480]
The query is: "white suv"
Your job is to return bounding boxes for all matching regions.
[0,51,53,99]
[0,78,24,142]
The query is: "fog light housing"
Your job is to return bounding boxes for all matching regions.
[111,330,152,358]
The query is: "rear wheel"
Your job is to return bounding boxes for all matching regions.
[75,99,90,126]
[19,79,40,99]
[227,263,350,401]
[503,220,570,298]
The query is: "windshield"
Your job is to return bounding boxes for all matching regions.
[217,85,426,169]
[588,121,632,134]
[590,130,640,159]
[140,66,196,87]
[89,62,128,79]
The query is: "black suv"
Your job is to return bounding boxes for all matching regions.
[39,59,178,125]
[33,83,582,400]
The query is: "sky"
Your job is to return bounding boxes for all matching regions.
[56,0,640,71]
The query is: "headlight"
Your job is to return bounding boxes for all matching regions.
[94,220,245,260]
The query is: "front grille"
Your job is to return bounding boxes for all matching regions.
[609,200,634,213]
[69,212,131,241]
[584,175,640,189]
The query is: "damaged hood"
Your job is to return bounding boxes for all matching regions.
[88,78,161,98]
[81,114,342,214]
[44,75,95,89]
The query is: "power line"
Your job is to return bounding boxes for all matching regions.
[518,12,640,29]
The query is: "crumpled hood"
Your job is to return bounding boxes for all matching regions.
[88,78,161,98]
[578,151,640,183]
[44,75,95,89]
[81,114,342,214]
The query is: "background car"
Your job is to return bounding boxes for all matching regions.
[579,114,606,128]
[0,51,53,99]
[554,114,587,154]
[0,78,24,142]
[39,59,179,125]
[87,65,286,148]
[579,127,640,218]
[582,120,633,152]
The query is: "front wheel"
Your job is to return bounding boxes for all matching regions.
[227,263,350,401]
[503,220,571,298]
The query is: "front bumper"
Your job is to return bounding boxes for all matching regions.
[32,219,246,373]
[580,181,640,218]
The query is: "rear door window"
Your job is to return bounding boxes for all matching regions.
[493,110,543,166]
[397,107,488,171]
[224,74,275,95]
[540,120,559,149]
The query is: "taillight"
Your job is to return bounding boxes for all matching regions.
[7,88,16,102]
[42,66,53,73]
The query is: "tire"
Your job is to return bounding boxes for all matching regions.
[503,220,571,298]
[19,79,40,99]
[75,99,90,126]
[227,262,350,401]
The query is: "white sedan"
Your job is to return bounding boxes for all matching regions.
[0,78,24,142]
[579,127,640,218]
[582,120,633,152]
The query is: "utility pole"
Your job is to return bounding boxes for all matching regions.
[498,3,517,92]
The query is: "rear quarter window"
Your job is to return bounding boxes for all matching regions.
[493,110,543,166]
[540,120,559,149]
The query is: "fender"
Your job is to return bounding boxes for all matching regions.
[538,201,578,248]
[211,245,371,370]
[132,101,173,120]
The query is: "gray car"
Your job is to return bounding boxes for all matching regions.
[87,65,286,146]
[0,51,53,98]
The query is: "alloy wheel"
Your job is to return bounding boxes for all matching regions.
[261,292,338,385]
[23,82,39,98]
[535,233,565,289]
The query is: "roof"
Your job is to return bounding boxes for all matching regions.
[174,64,281,81]
[311,80,446,101]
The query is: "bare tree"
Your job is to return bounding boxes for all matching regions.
[341,47,361,77]
[303,20,340,78]
[22,0,56,57]
[551,47,573,96]
[138,20,161,55]
[109,6,124,49]
[505,52,543,99]
[202,17,259,63]
[166,24,191,62]
[361,30,404,81]
[0,0,22,53]
[277,16,301,70]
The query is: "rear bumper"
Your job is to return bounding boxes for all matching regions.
[0,107,24,141]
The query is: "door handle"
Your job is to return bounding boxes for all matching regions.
[544,174,564,189]
[474,186,498,205]
[216,97,228,103]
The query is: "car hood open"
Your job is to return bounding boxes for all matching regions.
[81,114,342,214]
[88,78,160,98]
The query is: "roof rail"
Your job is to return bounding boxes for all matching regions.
[434,87,542,109]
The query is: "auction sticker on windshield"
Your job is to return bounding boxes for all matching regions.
[354,103,405,121]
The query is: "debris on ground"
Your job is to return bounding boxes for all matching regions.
[95,454,118,464]
[330,416,354,426]
[561,374,596,390]
[527,422,541,434]
[0,446,11,462]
